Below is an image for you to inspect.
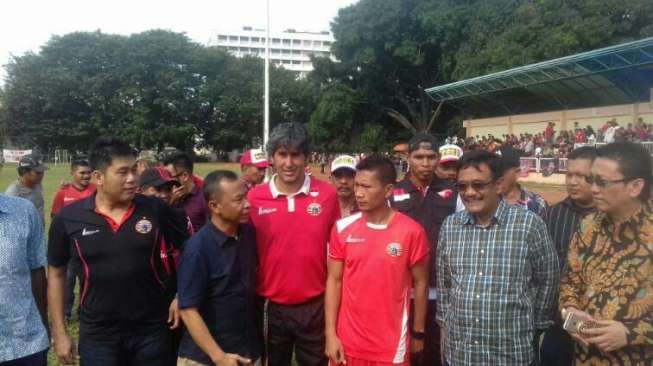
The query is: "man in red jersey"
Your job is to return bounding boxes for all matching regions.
[326,155,429,366]
[51,158,96,217]
[50,157,96,323]
[248,123,339,366]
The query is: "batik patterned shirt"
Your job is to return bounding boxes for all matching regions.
[559,202,653,365]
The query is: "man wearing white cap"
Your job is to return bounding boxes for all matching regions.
[436,144,466,213]
[330,155,358,218]
[240,148,269,191]
[435,144,462,183]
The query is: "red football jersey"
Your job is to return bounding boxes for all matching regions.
[51,183,96,216]
[248,175,340,305]
[329,211,429,363]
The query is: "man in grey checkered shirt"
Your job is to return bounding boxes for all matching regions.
[436,150,559,366]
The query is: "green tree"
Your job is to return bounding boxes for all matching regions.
[307,83,357,152]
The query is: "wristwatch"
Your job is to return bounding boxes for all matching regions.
[411,329,426,340]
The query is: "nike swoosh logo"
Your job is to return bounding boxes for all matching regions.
[82,228,100,236]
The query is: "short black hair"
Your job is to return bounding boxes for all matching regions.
[163,150,194,173]
[267,122,310,157]
[203,170,239,202]
[596,142,652,201]
[71,157,90,171]
[408,132,440,154]
[89,136,135,172]
[568,146,597,161]
[457,150,505,180]
[356,154,396,185]
[17,166,31,176]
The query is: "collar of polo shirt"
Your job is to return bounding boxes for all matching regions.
[269,174,311,199]
[269,174,312,213]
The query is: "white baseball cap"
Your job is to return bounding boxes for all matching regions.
[439,144,463,164]
[330,155,357,174]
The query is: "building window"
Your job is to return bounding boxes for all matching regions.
[282,60,290,65]
[292,39,301,45]
[313,41,321,47]
[282,49,290,55]
[272,38,280,44]
[240,47,249,52]
[252,37,260,43]
[292,60,301,65]
[323,41,331,47]
[282,39,291,46]
[292,50,300,55]
[229,36,238,42]
[218,35,228,41]
[303,40,312,47]
[272,49,280,55]
[240,36,250,43]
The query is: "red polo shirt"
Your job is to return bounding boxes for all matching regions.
[51,183,96,216]
[248,175,339,305]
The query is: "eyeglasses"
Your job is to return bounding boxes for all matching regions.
[584,175,627,188]
[455,180,494,192]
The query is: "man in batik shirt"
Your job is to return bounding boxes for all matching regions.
[559,142,653,364]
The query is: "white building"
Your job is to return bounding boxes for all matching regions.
[210,26,335,77]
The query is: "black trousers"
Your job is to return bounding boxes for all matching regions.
[260,296,327,366]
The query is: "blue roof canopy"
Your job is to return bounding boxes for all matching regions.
[425,37,653,117]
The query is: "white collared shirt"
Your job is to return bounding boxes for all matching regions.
[268,174,311,212]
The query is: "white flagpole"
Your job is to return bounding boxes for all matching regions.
[263,0,270,151]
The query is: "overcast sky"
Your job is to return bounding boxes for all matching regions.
[0,0,358,82]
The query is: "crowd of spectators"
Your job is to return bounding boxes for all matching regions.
[449,117,653,159]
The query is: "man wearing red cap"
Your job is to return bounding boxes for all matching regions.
[240,148,269,191]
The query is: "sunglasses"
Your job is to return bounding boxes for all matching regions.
[454,180,494,192]
[584,175,628,188]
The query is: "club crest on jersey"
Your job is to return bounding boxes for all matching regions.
[135,218,153,234]
[386,242,403,257]
[307,202,322,216]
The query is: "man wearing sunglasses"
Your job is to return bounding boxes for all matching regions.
[559,142,653,365]
[437,150,558,365]
[540,146,596,366]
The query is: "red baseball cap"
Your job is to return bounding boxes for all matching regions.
[240,149,269,168]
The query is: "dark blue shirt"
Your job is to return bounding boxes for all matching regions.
[177,221,261,364]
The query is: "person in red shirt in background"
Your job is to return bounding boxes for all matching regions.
[240,148,269,191]
[50,157,96,323]
[248,122,339,366]
[51,157,95,217]
[544,122,555,144]
[574,128,586,144]
[326,155,429,366]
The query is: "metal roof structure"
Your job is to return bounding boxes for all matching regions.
[425,37,653,117]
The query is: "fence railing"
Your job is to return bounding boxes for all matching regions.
[520,157,569,174]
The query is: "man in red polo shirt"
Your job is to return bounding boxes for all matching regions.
[50,157,96,323]
[51,157,96,217]
[248,123,339,366]
[326,155,429,366]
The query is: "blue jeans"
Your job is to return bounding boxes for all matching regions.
[0,349,47,366]
[79,326,173,366]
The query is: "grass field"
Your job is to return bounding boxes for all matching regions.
[0,162,565,365]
